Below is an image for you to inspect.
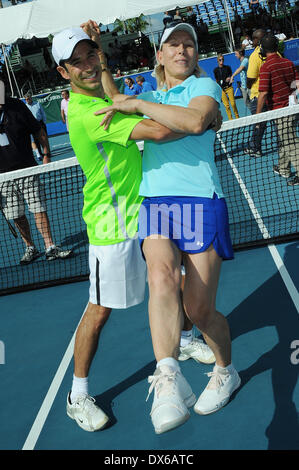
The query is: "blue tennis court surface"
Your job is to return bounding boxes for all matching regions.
[0,241,298,450]
[0,99,298,450]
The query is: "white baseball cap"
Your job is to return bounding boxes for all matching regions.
[52,26,98,65]
[159,22,198,50]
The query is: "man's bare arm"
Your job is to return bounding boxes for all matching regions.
[129,119,185,143]
[95,95,219,135]
[80,19,124,101]
[33,127,51,164]
[256,90,267,114]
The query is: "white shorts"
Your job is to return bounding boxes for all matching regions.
[89,238,146,309]
[0,176,46,219]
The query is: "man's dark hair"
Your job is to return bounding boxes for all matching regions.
[260,34,279,54]
[59,59,68,70]
[252,28,266,41]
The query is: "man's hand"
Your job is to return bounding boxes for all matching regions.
[94,98,141,130]
[80,19,101,47]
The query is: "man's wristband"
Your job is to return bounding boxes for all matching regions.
[100,62,108,71]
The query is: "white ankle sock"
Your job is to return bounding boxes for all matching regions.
[46,245,55,252]
[70,375,89,403]
[216,363,234,374]
[180,329,194,347]
[157,357,180,371]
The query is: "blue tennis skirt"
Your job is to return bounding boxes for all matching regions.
[138,194,234,260]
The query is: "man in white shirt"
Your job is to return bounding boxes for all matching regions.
[242,33,253,50]
[60,89,70,131]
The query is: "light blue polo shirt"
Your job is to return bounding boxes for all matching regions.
[240,57,249,89]
[138,76,224,199]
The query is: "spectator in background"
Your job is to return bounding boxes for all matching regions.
[115,68,122,77]
[245,28,267,157]
[257,33,299,186]
[136,75,155,92]
[214,54,239,120]
[24,90,50,162]
[139,51,149,69]
[274,29,287,41]
[274,28,287,56]
[0,81,72,264]
[186,6,197,27]
[124,77,142,96]
[249,0,260,16]
[234,23,242,46]
[61,89,70,131]
[267,0,277,16]
[242,32,253,50]
[173,9,182,20]
[230,49,250,109]
[163,11,173,26]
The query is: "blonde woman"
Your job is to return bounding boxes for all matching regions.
[97,22,240,435]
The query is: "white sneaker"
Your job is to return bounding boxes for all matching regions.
[178,338,216,364]
[66,392,109,432]
[194,364,241,415]
[147,365,196,434]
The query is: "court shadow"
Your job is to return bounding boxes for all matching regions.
[61,230,88,251]
[94,360,156,429]
[226,241,299,449]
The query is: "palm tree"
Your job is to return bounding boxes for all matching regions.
[113,15,149,34]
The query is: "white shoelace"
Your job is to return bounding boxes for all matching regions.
[205,369,227,392]
[193,339,209,351]
[146,369,178,402]
[75,395,97,414]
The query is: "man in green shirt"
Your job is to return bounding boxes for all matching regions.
[52,20,181,432]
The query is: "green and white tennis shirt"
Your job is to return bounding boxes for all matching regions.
[68,92,144,245]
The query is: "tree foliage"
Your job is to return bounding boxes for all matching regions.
[113,15,149,34]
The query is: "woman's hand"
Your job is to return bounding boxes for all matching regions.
[94,98,141,130]
[211,110,223,132]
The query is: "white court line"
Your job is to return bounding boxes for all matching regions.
[22,304,88,450]
[217,134,299,312]
[51,142,71,148]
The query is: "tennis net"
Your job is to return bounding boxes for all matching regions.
[0,104,298,295]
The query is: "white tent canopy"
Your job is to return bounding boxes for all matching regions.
[0,0,213,45]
